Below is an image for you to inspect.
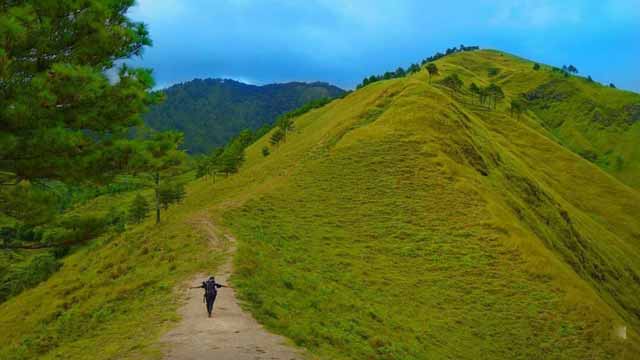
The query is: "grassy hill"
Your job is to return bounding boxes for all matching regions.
[441,50,640,189]
[1,49,639,359]
[144,79,345,154]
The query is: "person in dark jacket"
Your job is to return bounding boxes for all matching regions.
[191,276,228,317]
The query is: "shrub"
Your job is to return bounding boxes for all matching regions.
[488,67,500,77]
[128,194,150,224]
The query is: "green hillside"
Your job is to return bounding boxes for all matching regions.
[1,49,639,359]
[440,50,640,189]
[144,79,345,154]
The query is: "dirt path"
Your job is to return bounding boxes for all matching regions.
[160,219,303,360]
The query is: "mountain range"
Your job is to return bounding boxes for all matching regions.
[144,79,345,153]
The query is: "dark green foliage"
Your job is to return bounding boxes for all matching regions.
[275,116,295,142]
[358,45,479,89]
[105,207,126,233]
[510,99,527,119]
[159,183,186,210]
[426,63,439,84]
[262,147,270,157]
[407,63,421,74]
[587,76,594,82]
[0,183,57,227]
[533,63,541,70]
[579,150,599,163]
[128,194,150,224]
[552,66,571,78]
[485,83,505,109]
[488,67,501,77]
[440,73,463,93]
[128,131,187,224]
[0,252,60,303]
[196,127,264,179]
[270,129,285,146]
[0,0,162,185]
[566,65,579,74]
[469,82,481,102]
[609,83,616,88]
[144,79,344,153]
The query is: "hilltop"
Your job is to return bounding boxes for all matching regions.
[144,79,345,153]
[1,49,639,359]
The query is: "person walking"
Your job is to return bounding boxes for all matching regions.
[192,276,228,317]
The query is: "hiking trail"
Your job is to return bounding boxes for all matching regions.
[160,216,303,360]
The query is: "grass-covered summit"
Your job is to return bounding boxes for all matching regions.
[224,49,640,358]
[1,49,639,359]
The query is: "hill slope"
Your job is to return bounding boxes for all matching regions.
[144,79,345,153]
[1,50,639,359]
[440,50,640,189]
[221,50,640,358]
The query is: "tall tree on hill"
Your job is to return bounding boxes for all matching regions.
[270,129,285,146]
[426,63,439,83]
[129,132,187,224]
[486,84,505,109]
[0,0,162,186]
[408,64,421,74]
[276,116,295,143]
[441,73,464,94]
[510,99,527,119]
[128,194,150,224]
[469,83,481,103]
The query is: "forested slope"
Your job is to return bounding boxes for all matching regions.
[144,79,344,153]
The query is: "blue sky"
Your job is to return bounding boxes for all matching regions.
[128,0,640,92]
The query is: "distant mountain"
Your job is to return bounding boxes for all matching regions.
[144,79,345,153]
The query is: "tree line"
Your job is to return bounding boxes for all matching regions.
[356,44,480,89]
[436,71,527,119]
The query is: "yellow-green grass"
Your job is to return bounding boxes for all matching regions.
[221,54,640,358]
[0,187,226,359]
[440,49,640,189]
[1,49,639,359]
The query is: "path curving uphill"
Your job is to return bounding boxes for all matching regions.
[160,219,302,360]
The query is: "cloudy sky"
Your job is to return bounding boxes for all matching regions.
[127,0,640,92]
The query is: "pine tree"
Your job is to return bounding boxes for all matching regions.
[129,194,150,224]
[0,0,162,185]
[426,63,439,83]
[441,73,464,94]
[129,132,187,224]
[270,129,285,146]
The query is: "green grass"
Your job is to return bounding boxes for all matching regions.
[0,188,226,359]
[221,52,640,358]
[440,49,640,189]
[1,49,639,359]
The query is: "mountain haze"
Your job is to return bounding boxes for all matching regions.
[1,49,639,359]
[144,79,345,153]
